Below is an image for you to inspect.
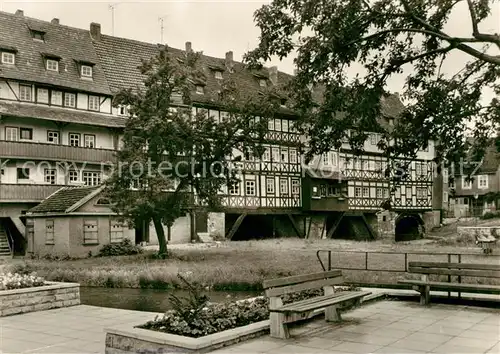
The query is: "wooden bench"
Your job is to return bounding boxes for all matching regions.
[399,261,500,305]
[263,270,371,339]
[476,235,497,254]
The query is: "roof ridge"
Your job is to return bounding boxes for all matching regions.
[0,10,89,33]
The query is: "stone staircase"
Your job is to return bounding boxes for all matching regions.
[0,223,12,257]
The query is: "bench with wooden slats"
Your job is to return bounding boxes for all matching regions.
[263,270,371,339]
[398,261,500,305]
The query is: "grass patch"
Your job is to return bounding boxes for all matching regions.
[8,238,499,289]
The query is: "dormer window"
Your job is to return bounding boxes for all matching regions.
[214,71,223,80]
[1,52,15,64]
[81,65,93,77]
[118,105,129,116]
[46,59,59,71]
[196,85,204,94]
[31,30,45,41]
[259,79,267,87]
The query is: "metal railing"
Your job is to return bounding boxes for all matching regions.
[316,249,500,298]
[5,226,14,258]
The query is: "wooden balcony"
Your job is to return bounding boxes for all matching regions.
[0,140,116,164]
[0,184,63,202]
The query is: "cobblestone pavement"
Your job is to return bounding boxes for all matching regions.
[0,301,499,353]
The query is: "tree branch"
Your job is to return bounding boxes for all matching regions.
[466,0,500,48]
[400,0,500,65]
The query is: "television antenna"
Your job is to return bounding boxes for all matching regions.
[108,3,122,36]
[158,15,168,44]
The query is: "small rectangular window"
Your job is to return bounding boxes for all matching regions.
[69,133,80,147]
[196,85,204,94]
[229,182,240,195]
[462,176,472,189]
[44,169,56,185]
[47,131,59,144]
[355,187,361,197]
[46,59,59,72]
[37,88,49,103]
[282,120,289,132]
[45,220,55,245]
[289,149,297,164]
[328,185,337,196]
[88,95,100,111]
[246,180,256,196]
[81,65,93,77]
[17,167,30,180]
[51,90,62,105]
[417,188,427,199]
[376,188,383,198]
[320,185,326,197]
[5,127,19,141]
[266,178,275,194]
[280,148,288,163]
[110,218,124,243]
[84,134,96,148]
[291,179,300,195]
[478,175,488,189]
[83,219,99,244]
[275,119,281,131]
[268,119,274,131]
[64,93,76,108]
[263,148,271,162]
[19,85,32,101]
[214,71,223,79]
[1,52,15,64]
[31,31,45,41]
[322,153,330,166]
[362,187,369,197]
[259,79,267,87]
[20,128,33,140]
[279,179,288,195]
[68,170,79,182]
[83,171,101,186]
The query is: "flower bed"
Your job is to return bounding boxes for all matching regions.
[139,288,342,338]
[105,286,362,353]
[0,272,45,291]
[0,273,80,317]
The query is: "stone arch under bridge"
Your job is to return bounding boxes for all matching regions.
[394,213,425,241]
[377,210,440,241]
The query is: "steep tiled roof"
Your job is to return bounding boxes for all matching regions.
[28,186,100,213]
[92,35,280,107]
[0,11,111,95]
[466,139,500,174]
[0,100,126,128]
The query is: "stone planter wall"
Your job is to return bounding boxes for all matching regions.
[0,282,80,317]
[457,226,500,242]
[105,320,269,354]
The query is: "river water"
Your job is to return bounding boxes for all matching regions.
[80,287,261,313]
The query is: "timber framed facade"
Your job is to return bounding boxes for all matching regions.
[0,9,439,257]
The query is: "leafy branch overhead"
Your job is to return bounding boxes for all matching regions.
[106,46,279,256]
[244,0,500,166]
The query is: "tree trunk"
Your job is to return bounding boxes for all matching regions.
[152,216,168,258]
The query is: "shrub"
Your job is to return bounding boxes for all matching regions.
[98,239,143,257]
[480,212,500,220]
[0,272,45,291]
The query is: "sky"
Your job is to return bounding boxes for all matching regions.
[0,0,498,96]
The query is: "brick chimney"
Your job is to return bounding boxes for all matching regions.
[51,18,59,25]
[269,66,278,85]
[90,22,101,41]
[185,41,192,53]
[15,9,24,16]
[225,51,234,72]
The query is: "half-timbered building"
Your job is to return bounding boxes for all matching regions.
[0,10,439,257]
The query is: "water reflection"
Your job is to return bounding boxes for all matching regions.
[80,287,261,313]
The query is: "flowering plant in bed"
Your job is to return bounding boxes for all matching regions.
[0,272,45,291]
[138,275,358,338]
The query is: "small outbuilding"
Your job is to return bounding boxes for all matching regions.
[25,186,192,258]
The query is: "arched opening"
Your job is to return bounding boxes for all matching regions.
[395,214,423,241]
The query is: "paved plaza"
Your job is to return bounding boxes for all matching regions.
[0,300,499,353]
